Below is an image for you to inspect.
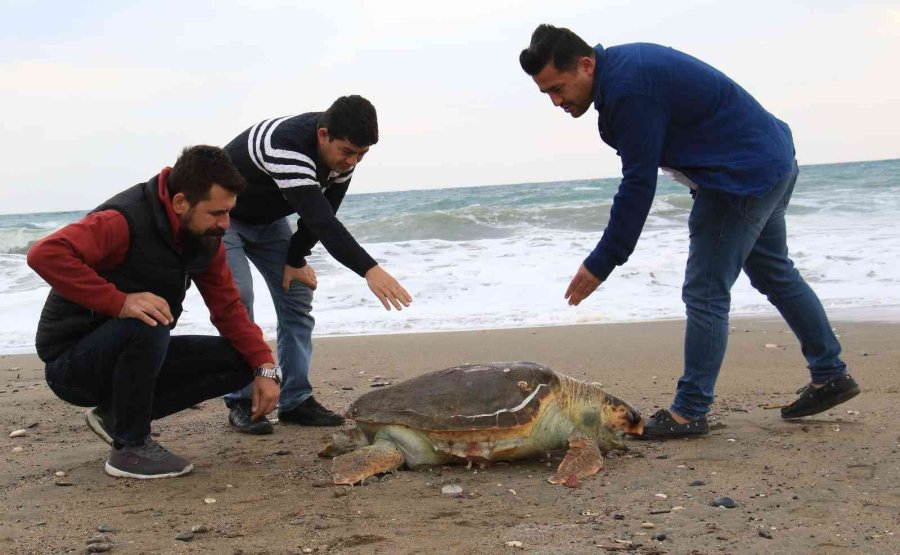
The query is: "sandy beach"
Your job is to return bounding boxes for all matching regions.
[1,317,898,554]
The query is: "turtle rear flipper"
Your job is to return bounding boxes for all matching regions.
[331,440,405,485]
[547,430,603,488]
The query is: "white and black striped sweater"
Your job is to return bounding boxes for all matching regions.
[225,112,377,276]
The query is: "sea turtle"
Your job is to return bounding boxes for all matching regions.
[320,362,644,487]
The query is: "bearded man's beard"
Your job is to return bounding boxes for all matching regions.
[179,213,225,259]
[180,210,225,239]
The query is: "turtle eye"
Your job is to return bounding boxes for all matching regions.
[623,407,644,435]
[626,408,642,427]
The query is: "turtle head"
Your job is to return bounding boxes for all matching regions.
[599,393,644,437]
[573,393,643,450]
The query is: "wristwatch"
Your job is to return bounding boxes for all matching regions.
[254,365,282,386]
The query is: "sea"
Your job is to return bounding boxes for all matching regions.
[2,158,898,355]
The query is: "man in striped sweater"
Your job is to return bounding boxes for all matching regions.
[222,95,412,433]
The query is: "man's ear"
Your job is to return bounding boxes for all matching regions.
[171,192,190,216]
[316,127,330,145]
[578,55,595,76]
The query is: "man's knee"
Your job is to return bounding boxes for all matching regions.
[116,319,172,357]
[682,285,731,314]
[119,318,170,337]
[745,263,801,298]
[745,270,772,296]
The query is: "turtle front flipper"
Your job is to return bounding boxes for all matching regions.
[331,440,405,485]
[547,429,603,488]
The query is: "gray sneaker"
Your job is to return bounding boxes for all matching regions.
[85,407,114,446]
[105,438,193,479]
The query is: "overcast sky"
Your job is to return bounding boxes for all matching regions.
[1,0,898,214]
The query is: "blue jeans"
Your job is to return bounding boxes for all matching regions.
[223,217,315,412]
[672,161,846,419]
[45,319,252,447]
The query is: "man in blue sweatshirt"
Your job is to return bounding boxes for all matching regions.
[519,24,859,439]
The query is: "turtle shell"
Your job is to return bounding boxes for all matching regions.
[347,362,561,431]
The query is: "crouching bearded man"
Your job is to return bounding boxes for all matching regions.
[27,145,281,479]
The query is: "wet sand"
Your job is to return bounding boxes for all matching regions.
[1,317,898,554]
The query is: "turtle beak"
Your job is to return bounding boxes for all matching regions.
[624,408,644,436]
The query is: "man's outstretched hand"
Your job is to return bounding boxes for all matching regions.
[365,265,412,311]
[564,264,603,306]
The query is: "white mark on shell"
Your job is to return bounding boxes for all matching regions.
[457,384,548,419]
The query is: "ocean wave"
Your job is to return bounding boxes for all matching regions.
[0,254,46,294]
[0,232,45,254]
[347,198,643,243]
[0,160,898,353]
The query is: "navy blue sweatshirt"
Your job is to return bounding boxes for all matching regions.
[225,112,377,276]
[585,43,795,281]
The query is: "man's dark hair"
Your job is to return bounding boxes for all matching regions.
[519,24,593,76]
[318,95,379,147]
[167,145,245,204]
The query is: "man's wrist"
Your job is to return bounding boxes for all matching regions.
[254,364,282,385]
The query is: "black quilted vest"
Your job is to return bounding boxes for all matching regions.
[35,176,219,362]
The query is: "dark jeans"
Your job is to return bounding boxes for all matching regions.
[674,161,846,419]
[45,318,253,447]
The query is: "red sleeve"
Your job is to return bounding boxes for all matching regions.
[194,244,275,368]
[26,210,130,317]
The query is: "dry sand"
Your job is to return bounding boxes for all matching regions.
[1,317,898,554]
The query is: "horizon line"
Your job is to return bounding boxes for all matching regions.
[1,156,897,217]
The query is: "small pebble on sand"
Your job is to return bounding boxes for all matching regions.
[712,496,737,508]
[204,497,216,504]
[442,485,463,495]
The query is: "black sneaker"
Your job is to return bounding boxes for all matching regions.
[278,396,345,427]
[227,401,274,435]
[105,438,193,479]
[781,374,860,419]
[633,409,709,440]
[85,407,114,446]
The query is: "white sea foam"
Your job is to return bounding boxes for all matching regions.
[3,160,899,354]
